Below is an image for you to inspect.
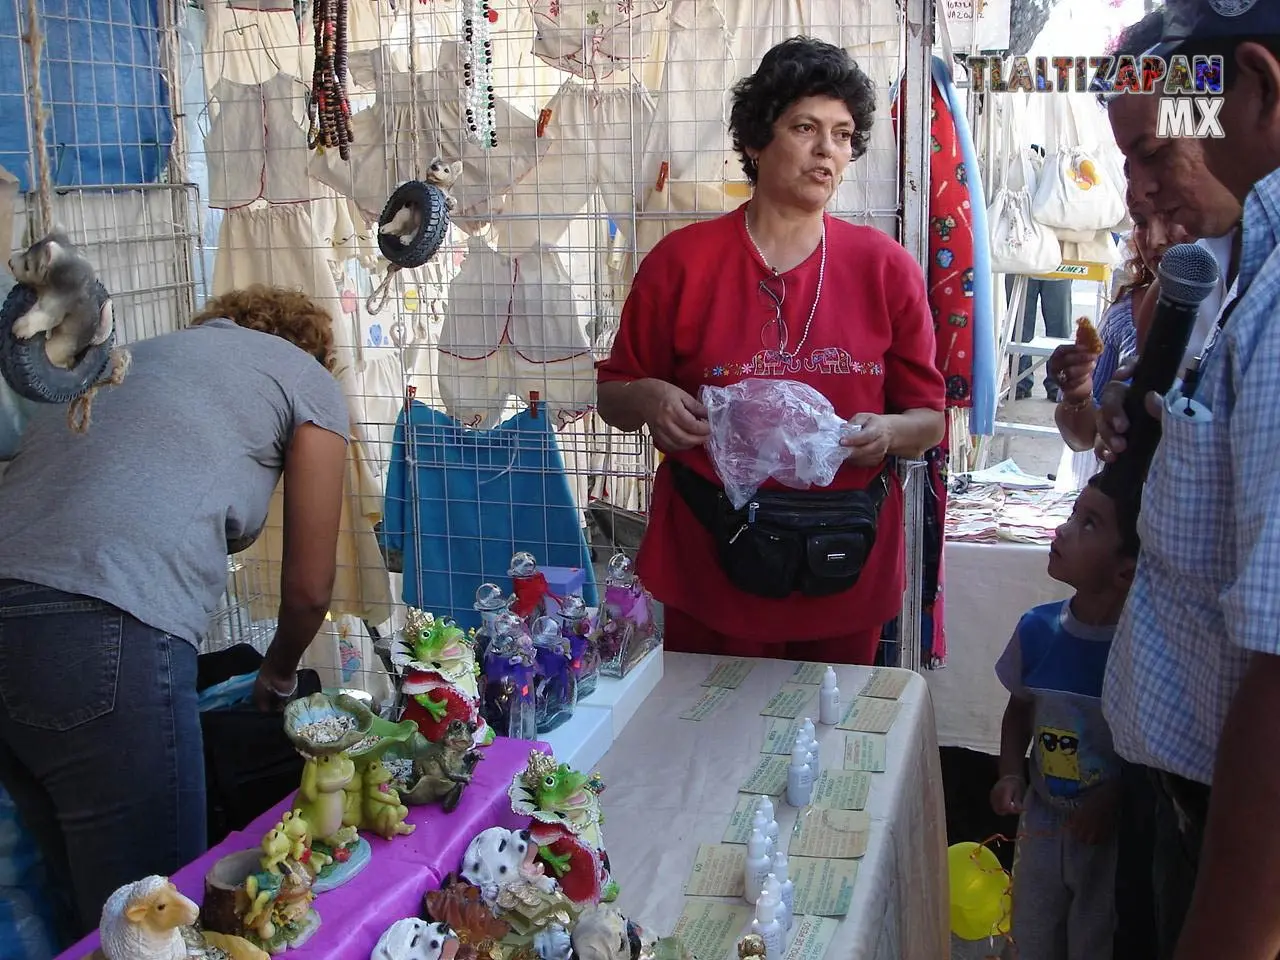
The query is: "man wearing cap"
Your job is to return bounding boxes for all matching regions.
[1094,1,1280,957]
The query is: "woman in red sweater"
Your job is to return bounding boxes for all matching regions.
[596,37,946,664]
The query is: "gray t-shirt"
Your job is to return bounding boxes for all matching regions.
[0,318,349,645]
[995,599,1120,809]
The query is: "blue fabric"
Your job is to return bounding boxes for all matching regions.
[383,402,597,630]
[0,783,58,960]
[933,55,996,434]
[0,0,171,191]
[198,672,256,712]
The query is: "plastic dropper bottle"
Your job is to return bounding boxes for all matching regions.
[819,666,841,725]
[750,885,784,960]
[744,828,772,904]
[787,742,813,807]
[772,851,795,931]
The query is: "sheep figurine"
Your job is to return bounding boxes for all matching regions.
[96,875,198,960]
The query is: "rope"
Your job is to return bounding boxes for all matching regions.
[67,346,132,434]
[22,1,54,234]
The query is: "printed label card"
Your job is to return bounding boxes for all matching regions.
[681,686,733,721]
[812,770,873,811]
[685,844,747,897]
[760,684,816,718]
[782,916,841,960]
[672,900,753,960]
[739,755,790,796]
[859,667,911,700]
[702,658,755,689]
[723,795,762,844]
[789,662,828,685]
[843,733,888,772]
[836,697,900,734]
[789,857,858,917]
[762,717,804,755]
[789,808,871,859]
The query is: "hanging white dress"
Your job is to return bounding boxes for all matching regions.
[204,72,312,209]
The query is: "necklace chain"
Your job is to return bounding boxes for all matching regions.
[745,213,826,362]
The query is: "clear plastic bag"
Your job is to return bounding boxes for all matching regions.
[699,378,859,510]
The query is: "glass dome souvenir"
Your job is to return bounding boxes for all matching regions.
[480,615,539,741]
[530,615,576,733]
[597,552,660,679]
[560,594,599,699]
[508,550,550,621]
[472,582,508,662]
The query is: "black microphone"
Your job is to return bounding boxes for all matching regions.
[1096,242,1220,499]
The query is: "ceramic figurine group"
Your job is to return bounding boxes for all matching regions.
[366,746,690,960]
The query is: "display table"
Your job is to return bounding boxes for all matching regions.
[55,737,540,960]
[597,652,948,960]
[929,540,1071,754]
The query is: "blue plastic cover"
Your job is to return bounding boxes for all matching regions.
[0,0,172,191]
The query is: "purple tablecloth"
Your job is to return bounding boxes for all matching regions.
[56,737,544,960]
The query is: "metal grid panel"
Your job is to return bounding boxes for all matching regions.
[1,0,933,681]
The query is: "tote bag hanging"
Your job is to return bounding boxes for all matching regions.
[1031,96,1126,235]
[988,100,1060,275]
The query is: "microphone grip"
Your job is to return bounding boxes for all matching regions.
[1097,297,1200,496]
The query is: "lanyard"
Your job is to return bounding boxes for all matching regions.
[1178,291,1242,404]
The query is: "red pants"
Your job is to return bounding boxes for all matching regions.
[662,606,883,665]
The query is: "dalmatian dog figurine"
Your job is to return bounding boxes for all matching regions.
[372,919,459,960]
[460,826,556,903]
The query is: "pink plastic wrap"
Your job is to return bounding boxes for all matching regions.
[699,378,860,509]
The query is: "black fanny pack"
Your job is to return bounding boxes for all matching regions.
[669,459,893,599]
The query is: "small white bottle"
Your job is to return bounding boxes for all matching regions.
[744,829,772,904]
[787,743,813,807]
[761,874,783,934]
[752,803,780,849]
[750,887,785,960]
[772,851,795,931]
[801,717,816,742]
[805,733,821,782]
[819,667,841,725]
[752,810,776,858]
[755,795,775,822]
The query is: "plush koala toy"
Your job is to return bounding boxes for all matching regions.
[372,919,458,960]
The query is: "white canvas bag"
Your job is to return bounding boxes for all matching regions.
[988,101,1061,275]
[1032,96,1126,235]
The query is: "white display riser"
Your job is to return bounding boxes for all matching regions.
[540,645,664,771]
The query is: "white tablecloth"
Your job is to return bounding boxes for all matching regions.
[929,540,1072,754]
[596,652,948,960]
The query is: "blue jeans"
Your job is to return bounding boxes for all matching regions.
[0,580,206,947]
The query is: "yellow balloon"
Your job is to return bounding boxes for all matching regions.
[404,286,420,313]
[947,842,1011,941]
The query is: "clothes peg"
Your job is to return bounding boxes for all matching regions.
[529,390,540,419]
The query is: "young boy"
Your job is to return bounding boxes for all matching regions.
[990,474,1141,960]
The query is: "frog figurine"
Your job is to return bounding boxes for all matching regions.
[402,719,482,811]
[362,759,416,839]
[293,752,355,843]
[509,751,616,903]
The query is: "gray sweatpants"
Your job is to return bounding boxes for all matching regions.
[1008,788,1117,960]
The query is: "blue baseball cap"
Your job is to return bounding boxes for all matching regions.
[1149,0,1280,58]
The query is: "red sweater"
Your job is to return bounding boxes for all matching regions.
[598,203,945,642]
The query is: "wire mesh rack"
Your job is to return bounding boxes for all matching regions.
[1,0,937,685]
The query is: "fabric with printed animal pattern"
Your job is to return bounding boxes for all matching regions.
[922,80,975,407]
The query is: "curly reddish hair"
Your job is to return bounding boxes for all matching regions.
[190,284,337,370]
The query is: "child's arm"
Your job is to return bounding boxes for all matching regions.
[991,695,1033,815]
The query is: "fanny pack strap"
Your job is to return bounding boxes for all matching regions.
[669,458,893,520]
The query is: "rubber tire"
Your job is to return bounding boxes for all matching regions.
[377,180,451,270]
[0,280,115,404]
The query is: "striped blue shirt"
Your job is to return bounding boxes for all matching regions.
[1092,293,1139,405]
[1102,166,1280,784]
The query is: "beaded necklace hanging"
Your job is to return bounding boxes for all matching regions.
[461,0,498,149]
[308,0,353,160]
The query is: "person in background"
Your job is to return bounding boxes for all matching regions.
[0,285,349,945]
[596,36,945,665]
[1050,203,1184,457]
[990,474,1141,960]
[1093,2,1280,956]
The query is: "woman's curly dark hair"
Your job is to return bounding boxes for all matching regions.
[728,36,876,184]
[190,284,337,370]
